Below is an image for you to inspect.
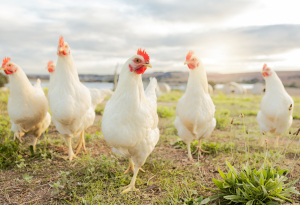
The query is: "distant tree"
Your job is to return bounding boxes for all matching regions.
[0,73,8,87]
[208,80,216,88]
[250,78,259,83]
[288,82,297,88]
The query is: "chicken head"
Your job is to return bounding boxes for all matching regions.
[57,36,70,56]
[1,57,17,75]
[184,51,200,69]
[47,61,55,73]
[128,48,152,74]
[262,64,272,77]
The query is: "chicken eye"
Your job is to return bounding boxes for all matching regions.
[135,59,140,63]
[65,45,68,48]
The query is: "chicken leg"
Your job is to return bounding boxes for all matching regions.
[121,166,140,194]
[14,132,24,142]
[32,137,38,153]
[124,158,145,174]
[187,143,193,161]
[64,135,77,161]
[192,139,209,158]
[75,130,87,155]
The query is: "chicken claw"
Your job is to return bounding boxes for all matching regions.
[192,140,209,158]
[121,166,140,194]
[124,158,145,174]
[75,130,87,155]
[121,185,139,194]
[14,132,24,142]
[63,154,78,161]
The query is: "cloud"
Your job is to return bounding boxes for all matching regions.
[0,0,299,75]
[121,0,256,24]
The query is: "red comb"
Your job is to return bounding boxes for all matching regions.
[2,57,11,67]
[59,36,64,47]
[137,48,150,62]
[186,51,194,61]
[47,61,54,68]
[263,63,267,70]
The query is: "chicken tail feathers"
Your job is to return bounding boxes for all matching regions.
[33,78,43,92]
[145,77,158,103]
[89,88,114,110]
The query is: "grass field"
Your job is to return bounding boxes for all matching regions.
[0,89,300,204]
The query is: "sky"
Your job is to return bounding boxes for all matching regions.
[1,0,300,75]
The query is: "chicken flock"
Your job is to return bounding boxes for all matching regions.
[0,36,295,194]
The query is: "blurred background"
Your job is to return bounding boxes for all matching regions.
[1,0,300,92]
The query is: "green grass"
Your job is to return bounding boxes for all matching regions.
[1,89,300,204]
[210,161,299,204]
[95,104,105,115]
[157,90,184,102]
[157,105,176,118]
[293,115,300,120]
[215,109,230,130]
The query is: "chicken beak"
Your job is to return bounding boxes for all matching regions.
[184,61,188,65]
[59,48,64,52]
[144,63,152,68]
[0,67,5,70]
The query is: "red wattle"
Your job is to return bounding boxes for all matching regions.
[188,64,196,69]
[4,68,16,75]
[136,66,147,74]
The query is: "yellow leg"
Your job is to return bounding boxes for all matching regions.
[124,158,134,174]
[124,158,145,174]
[75,130,86,155]
[66,137,77,161]
[275,134,280,147]
[33,137,38,153]
[74,137,81,150]
[122,166,140,194]
[192,139,209,157]
[82,134,86,153]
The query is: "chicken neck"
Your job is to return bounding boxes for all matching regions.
[55,54,80,84]
[264,72,285,94]
[111,58,145,104]
[9,66,34,98]
[186,65,208,94]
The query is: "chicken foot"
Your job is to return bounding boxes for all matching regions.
[13,132,24,142]
[64,136,77,161]
[124,158,145,174]
[121,166,140,194]
[75,130,87,155]
[192,140,209,158]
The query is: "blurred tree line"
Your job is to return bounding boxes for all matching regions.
[0,73,8,87]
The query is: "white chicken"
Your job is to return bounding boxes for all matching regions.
[257,64,294,147]
[48,36,95,161]
[46,61,113,110]
[1,57,51,152]
[102,49,159,194]
[175,51,216,161]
